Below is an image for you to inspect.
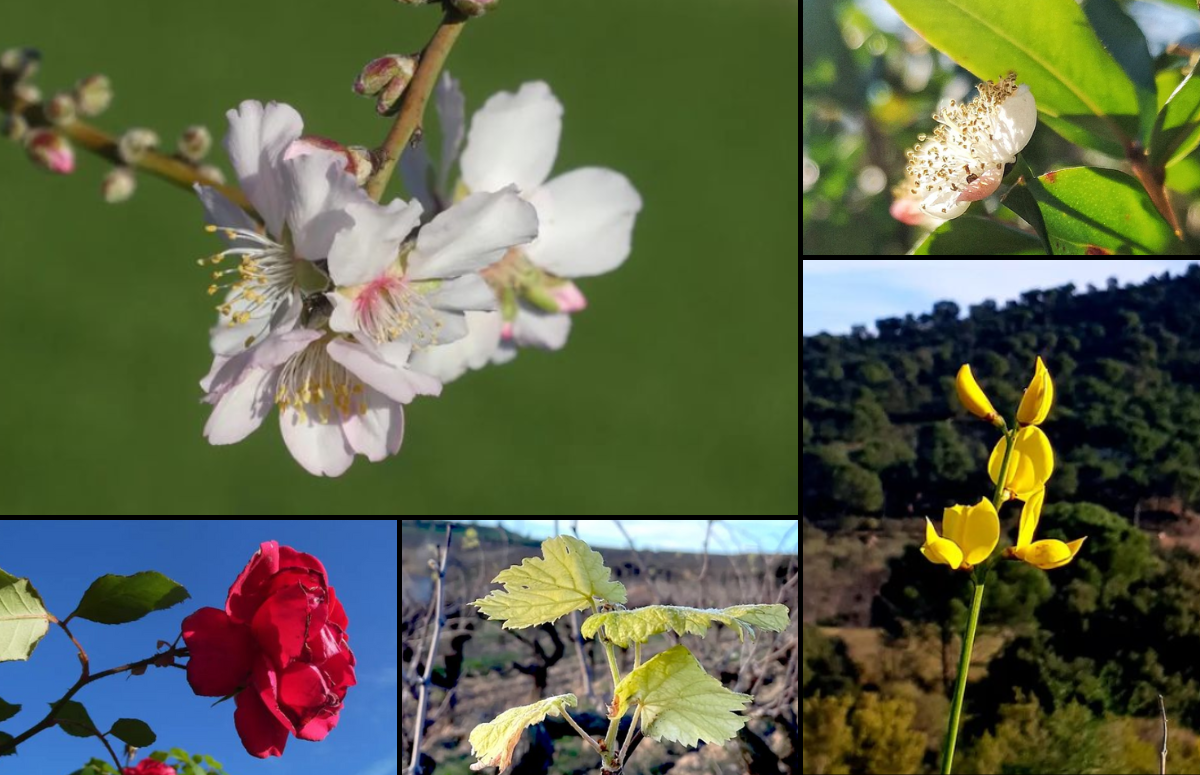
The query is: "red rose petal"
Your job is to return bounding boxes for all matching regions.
[181,607,255,697]
[226,541,281,624]
[278,662,332,729]
[296,707,341,742]
[251,583,316,670]
[234,683,289,758]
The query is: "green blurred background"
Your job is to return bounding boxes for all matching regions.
[0,0,798,515]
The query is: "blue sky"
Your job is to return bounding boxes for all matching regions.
[0,520,397,775]
[803,259,1200,335]
[453,519,798,555]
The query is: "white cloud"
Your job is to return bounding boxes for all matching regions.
[355,750,398,775]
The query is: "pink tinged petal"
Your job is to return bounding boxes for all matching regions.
[327,198,424,287]
[524,167,643,278]
[224,100,303,239]
[296,709,342,742]
[204,366,274,445]
[280,150,367,260]
[342,388,405,462]
[511,307,572,350]
[326,337,442,405]
[551,282,587,313]
[424,274,498,313]
[890,196,941,227]
[181,607,256,696]
[226,541,281,624]
[408,310,503,384]
[956,165,1004,202]
[408,188,539,281]
[460,80,562,193]
[234,681,289,758]
[279,406,356,477]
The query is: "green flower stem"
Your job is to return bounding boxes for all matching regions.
[941,424,1017,774]
[941,581,984,775]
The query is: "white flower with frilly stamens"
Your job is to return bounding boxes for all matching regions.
[903,72,1036,220]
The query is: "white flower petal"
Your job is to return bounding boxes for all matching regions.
[400,141,436,214]
[204,367,273,445]
[279,407,355,477]
[195,184,260,240]
[525,167,642,278]
[424,274,497,313]
[280,150,366,260]
[409,188,538,280]
[460,81,562,193]
[326,337,442,405]
[224,100,303,238]
[341,387,405,462]
[512,306,572,350]
[436,71,466,192]
[328,198,423,286]
[993,84,1037,160]
[409,310,504,383]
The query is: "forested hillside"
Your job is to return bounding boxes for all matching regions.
[804,266,1200,523]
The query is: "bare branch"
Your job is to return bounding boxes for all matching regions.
[405,524,452,775]
[1160,694,1169,775]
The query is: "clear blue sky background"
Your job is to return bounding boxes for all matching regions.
[803,260,1200,335]
[453,519,799,555]
[0,520,397,775]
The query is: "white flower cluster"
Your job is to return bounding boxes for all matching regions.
[196,77,642,476]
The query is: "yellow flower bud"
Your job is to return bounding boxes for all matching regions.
[921,498,999,570]
[1017,356,1054,425]
[955,364,1001,426]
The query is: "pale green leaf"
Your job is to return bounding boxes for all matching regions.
[1150,61,1200,168]
[0,568,51,663]
[471,536,626,629]
[468,694,577,771]
[909,216,1046,256]
[581,604,790,647]
[615,645,752,747]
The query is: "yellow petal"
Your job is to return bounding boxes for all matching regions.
[962,498,1000,565]
[1017,488,1044,549]
[942,504,970,549]
[990,427,1055,499]
[921,518,965,569]
[1017,357,1054,425]
[1019,536,1086,569]
[956,364,999,424]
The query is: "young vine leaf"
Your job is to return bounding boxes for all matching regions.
[471,536,626,628]
[581,603,789,647]
[468,693,578,771]
[613,645,752,747]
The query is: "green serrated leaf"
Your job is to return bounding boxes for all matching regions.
[53,700,98,738]
[883,0,1141,156]
[110,718,156,747]
[0,568,52,662]
[1003,166,1182,254]
[469,694,577,771]
[0,696,20,723]
[582,604,790,647]
[909,216,1046,255]
[471,536,626,629]
[1150,61,1200,168]
[70,572,190,625]
[614,645,752,747]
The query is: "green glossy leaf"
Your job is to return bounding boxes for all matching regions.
[582,604,790,647]
[1150,62,1200,168]
[909,216,1046,255]
[110,718,156,747]
[1003,166,1181,254]
[883,0,1140,156]
[0,697,19,723]
[1079,0,1156,142]
[614,645,753,747]
[149,751,171,763]
[471,536,626,629]
[0,568,51,662]
[1157,68,1185,112]
[71,571,190,625]
[1166,155,1200,193]
[469,694,577,771]
[52,700,98,738]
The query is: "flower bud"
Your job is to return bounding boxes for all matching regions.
[2,113,28,142]
[24,129,74,174]
[550,281,587,313]
[347,145,374,186]
[955,364,1001,426]
[354,55,417,116]
[0,47,40,81]
[451,0,498,16]
[74,74,113,117]
[45,92,77,126]
[197,164,227,185]
[285,136,373,185]
[178,124,212,163]
[102,167,137,203]
[118,127,160,164]
[12,81,42,106]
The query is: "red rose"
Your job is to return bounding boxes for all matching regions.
[182,541,356,758]
[122,760,177,775]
